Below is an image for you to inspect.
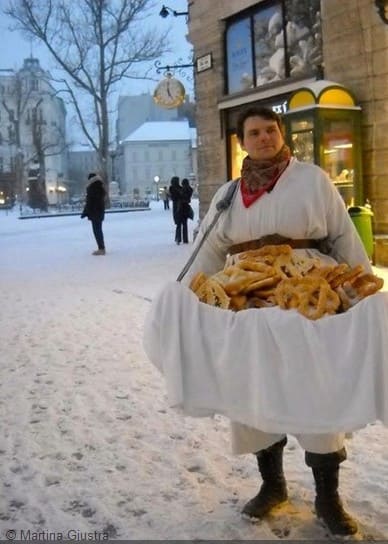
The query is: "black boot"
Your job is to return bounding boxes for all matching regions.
[242,437,288,519]
[306,449,358,536]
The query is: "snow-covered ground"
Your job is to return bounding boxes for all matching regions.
[1,201,388,541]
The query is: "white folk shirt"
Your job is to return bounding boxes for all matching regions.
[182,157,371,286]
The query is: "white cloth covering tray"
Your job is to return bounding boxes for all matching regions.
[143,281,388,434]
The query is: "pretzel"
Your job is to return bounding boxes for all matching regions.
[223,268,275,296]
[196,278,230,309]
[335,284,361,311]
[236,260,276,276]
[229,294,248,311]
[238,244,292,261]
[273,253,303,279]
[309,265,336,280]
[189,248,384,319]
[275,277,340,320]
[330,264,365,289]
[337,274,384,311]
[351,273,384,295]
[251,286,277,298]
[189,271,208,293]
[291,254,321,275]
[326,263,349,284]
[242,274,280,294]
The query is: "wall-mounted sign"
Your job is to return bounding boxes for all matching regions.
[196,53,212,73]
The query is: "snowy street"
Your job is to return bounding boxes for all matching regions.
[1,201,388,540]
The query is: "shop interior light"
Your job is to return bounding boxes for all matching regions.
[333,143,353,149]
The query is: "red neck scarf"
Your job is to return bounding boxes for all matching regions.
[240,144,291,208]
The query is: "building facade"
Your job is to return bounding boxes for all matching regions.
[187,0,388,264]
[0,58,67,207]
[119,120,197,198]
[116,93,182,147]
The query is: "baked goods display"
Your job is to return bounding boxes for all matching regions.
[188,245,384,320]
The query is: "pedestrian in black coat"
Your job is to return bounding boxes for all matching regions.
[168,176,182,244]
[81,173,107,255]
[178,178,194,244]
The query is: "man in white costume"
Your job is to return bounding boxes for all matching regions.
[182,107,372,536]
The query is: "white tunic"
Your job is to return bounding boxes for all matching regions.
[143,159,388,443]
[181,158,372,285]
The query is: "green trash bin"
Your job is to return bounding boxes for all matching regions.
[348,205,374,259]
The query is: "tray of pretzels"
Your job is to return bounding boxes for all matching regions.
[188,245,384,320]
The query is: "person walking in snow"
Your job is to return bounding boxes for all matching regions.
[178,106,372,536]
[161,186,170,210]
[81,172,107,255]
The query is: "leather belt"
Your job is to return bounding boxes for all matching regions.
[227,234,327,256]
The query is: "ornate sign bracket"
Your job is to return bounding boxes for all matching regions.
[155,62,194,74]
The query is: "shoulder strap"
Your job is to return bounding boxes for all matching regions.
[216,179,239,211]
[176,179,240,282]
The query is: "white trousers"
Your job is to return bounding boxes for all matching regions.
[231,422,345,455]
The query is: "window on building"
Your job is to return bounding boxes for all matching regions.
[225,0,322,94]
[226,17,253,94]
[171,150,177,161]
[0,157,3,172]
[30,78,39,91]
[0,132,2,145]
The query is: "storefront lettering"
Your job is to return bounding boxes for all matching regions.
[272,101,288,114]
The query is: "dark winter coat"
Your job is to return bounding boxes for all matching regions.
[169,183,182,225]
[81,178,106,221]
[178,185,194,221]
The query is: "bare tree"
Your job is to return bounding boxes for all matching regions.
[1,73,28,200]
[4,0,170,185]
[28,98,67,210]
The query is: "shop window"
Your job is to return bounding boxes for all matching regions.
[225,0,322,94]
[226,17,253,93]
[229,133,247,180]
[285,0,323,78]
[254,2,285,86]
[290,118,314,163]
[321,119,354,206]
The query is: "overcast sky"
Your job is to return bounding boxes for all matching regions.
[0,1,192,144]
[0,0,193,96]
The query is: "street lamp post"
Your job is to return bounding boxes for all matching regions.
[159,5,188,19]
[154,175,160,201]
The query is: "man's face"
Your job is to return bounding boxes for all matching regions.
[239,116,285,161]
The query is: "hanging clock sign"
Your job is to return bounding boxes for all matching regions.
[153,72,186,109]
